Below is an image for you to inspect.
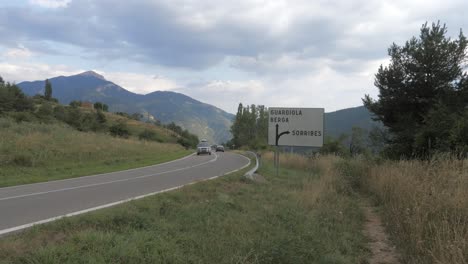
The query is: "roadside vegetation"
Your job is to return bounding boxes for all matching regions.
[336,156,467,264]
[0,77,197,187]
[0,117,190,187]
[0,153,369,263]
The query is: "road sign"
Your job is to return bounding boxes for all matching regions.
[268,107,324,147]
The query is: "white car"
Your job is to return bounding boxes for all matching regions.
[197,142,211,155]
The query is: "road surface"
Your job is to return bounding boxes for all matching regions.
[0,152,250,236]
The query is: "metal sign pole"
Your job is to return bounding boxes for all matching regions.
[276,146,279,177]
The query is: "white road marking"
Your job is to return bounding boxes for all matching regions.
[0,153,218,202]
[0,153,196,191]
[0,153,251,236]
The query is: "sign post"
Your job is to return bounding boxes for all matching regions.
[268,107,324,176]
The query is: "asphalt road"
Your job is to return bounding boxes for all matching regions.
[0,152,250,235]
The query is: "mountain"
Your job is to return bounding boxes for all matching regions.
[324,105,381,138]
[17,71,380,144]
[17,71,234,143]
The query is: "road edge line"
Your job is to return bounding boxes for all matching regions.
[0,153,251,237]
[0,152,196,191]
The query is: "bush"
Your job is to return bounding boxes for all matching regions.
[79,113,99,132]
[109,122,130,138]
[12,154,33,167]
[35,103,54,122]
[11,112,36,123]
[52,105,66,122]
[138,129,163,142]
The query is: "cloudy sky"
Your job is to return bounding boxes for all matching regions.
[1,0,467,114]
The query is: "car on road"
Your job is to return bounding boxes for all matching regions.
[215,145,225,152]
[197,142,211,155]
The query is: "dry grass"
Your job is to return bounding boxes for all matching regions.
[363,156,468,264]
[0,118,190,187]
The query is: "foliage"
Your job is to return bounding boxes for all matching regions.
[109,122,130,138]
[363,22,468,158]
[229,103,268,149]
[0,79,34,114]
[44,79,52,101]
[93,102,109,112]
[320,134,349,156]
[138,129,163,142]
[69,100,82,108]
[349,127,369,156]
[164,122,199,148]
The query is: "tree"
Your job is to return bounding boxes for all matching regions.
[44,79,52,100]
[109,122,130,138]
[69,100,82,108]
[349,127,368,156]
[320,134,349,156]
[230,103,269,149]
[363,22,468,158]
[93,102,109,111]
[0,80,34,114]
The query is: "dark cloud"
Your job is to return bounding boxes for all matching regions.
[0,1,344,69]
[1,0,468,71]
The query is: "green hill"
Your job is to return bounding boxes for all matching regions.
[18,71,234,144]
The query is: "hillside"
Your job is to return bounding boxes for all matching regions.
[325,106,380,138]
[18,72,234,144]
[0,117,190,187]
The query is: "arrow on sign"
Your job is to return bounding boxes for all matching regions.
[275,124,290,146]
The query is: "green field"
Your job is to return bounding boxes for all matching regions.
[0,118,191,187]
[0,154,368,263]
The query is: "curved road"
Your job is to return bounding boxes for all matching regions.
[0,152,250,236]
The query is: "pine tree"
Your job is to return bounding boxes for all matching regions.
[363,22,468,158]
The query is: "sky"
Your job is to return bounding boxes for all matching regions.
[1,0,468,114]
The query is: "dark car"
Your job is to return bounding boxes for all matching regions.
[215,145,225,152]
[197,142,212,155]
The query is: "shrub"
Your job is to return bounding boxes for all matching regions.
[138,129,163,142]
[12,154,33,167]
[35,103,54,122]
[11,112,36,123]
[109,122,130,138]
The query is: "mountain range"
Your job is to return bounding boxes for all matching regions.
[17,71,380,143]
[18,71,234,143]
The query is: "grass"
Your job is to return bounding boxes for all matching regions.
[0,118,191,187]
[0,152,369,263]
[341,155,468,264]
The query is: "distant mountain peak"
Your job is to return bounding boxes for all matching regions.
[76,71,106,80]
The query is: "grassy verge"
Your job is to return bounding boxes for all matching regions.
[340,156,468,264]
[0,153,368,263]
[0,118,191,187]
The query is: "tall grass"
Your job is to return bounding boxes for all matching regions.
[357,156,468,263]
[0,118,190,187]
[0,152,369,263]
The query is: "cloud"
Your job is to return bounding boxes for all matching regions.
[0,62,79,83]
[29,0,71,8]
[6,0,465,70]
[102,72,179,94]
[1,0,468,114]
[4,45,34,59]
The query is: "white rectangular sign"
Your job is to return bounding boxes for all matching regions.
[268,107,324,147]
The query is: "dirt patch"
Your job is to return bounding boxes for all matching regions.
[363,203,401,264]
